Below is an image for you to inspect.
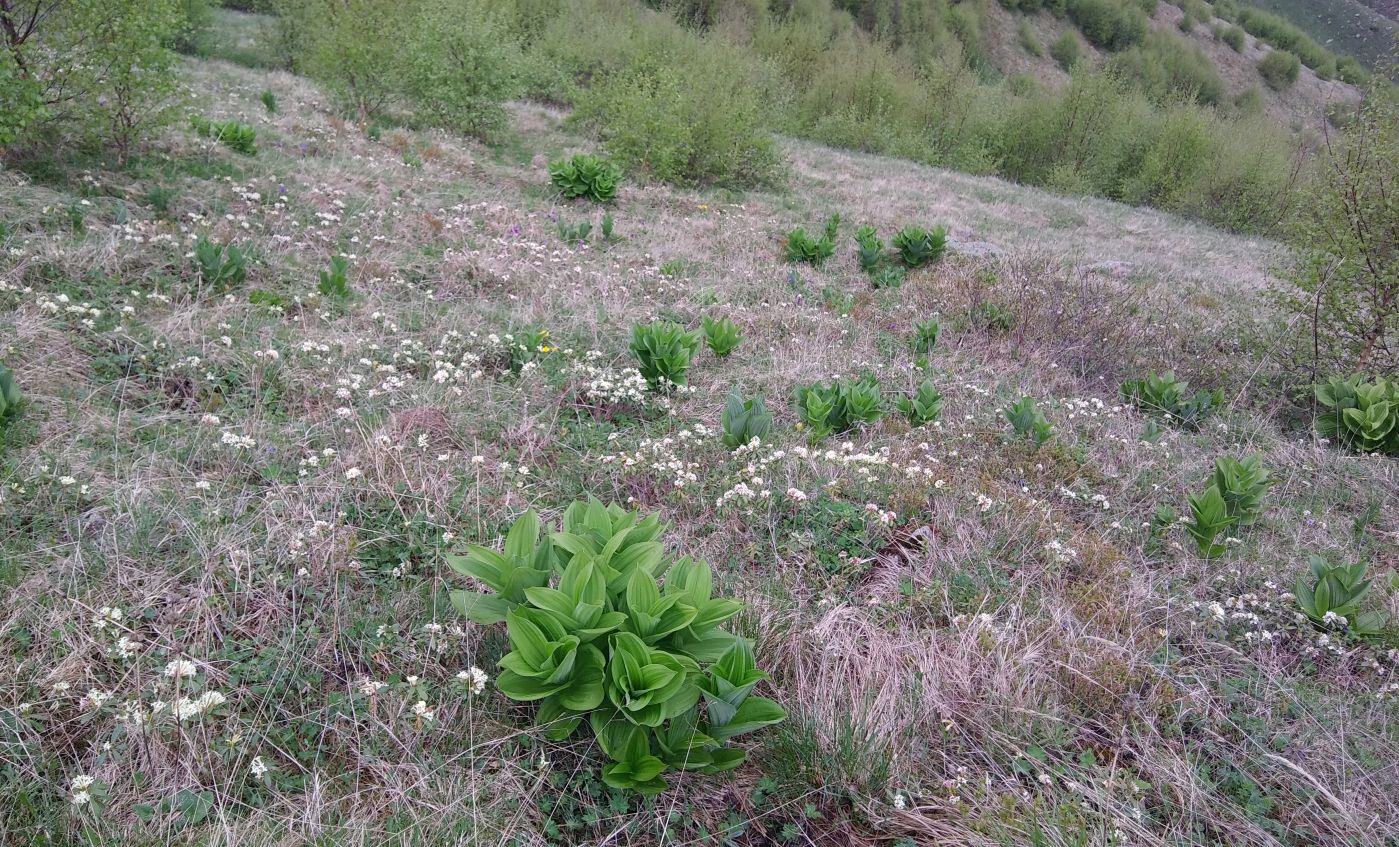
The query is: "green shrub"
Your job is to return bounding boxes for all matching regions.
[1018,19,1044,57]
[1109,31,1224,106]
[897,380,943,427]
[1120,371,1223,428]
[447,503,785,794]
[1235,7,1334,72]
[630,321,702,389]
[1004,396,1052,450]
[870,266,907,289]
[795,377,883,441]
[1274,88,1397,376]
[701,315,742,358]
[191,116,258,154]
[1066,0,1147,51]
[194,235,247,292]
[572,48,782,188]
[1294,556,1389,637]
[1216,24,1245,52]
[1049,31,1083,70]
[1256,49,1300,91]
[0,0,188,159]
[285,0,519,138]
[1313,376,1399,456]
[556,218,593,244]
[892,225,947,268]
[721,388,773,449]
[260,89,278,113]
[785,215,840,266]
[550,154,622,202]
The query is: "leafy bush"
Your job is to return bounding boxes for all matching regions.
[897,380,943,427]
[447,503,785,794]
[701,315,741,358]
[0,0,188,159]
[1313,376,1399,456]
[795,377,883,442]
[785,215,840,266]
[1294,556,1389,637]
[1109,31,1224,106]
[194,235,247,292]
[550,154,622,203]
[892,225,947,268]
[1216,24,1245,52]
[572,48,783,188]
[317,255,351,299]
[191,116,258,155]
[284,0,519,138]
[1004,396,1052,450]
[1049,31,1083,70]
[630,321,702,390]
[721,388,773,449]
[854,225,884,273]
[1120,372,1223,428]
[1256,50,1300,91]
[1235,7,1335,73]
[1210,455,1273,526]
[1066,0,1147,51]
[1273,88,1397,376]
[260,89,278,113]
[1185,485,1235,558]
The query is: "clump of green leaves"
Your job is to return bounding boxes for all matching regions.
[1120,371,1224,429]
[260,89,278,113]
[447,502,786,795]
[785,215,839,266]
[1294,556,1389,637]
[194,235,247,292]
[721,388,773,449]
[971,301,1014,335]
[702,315,742,357]
[0,363,21,428]
[318,255,352,299]
[556,219,593,244]
[870,266,906,289]
[854,225,883,272]
[795,376,883,441]
[1004,396,1052,450]
[1314,376,1399,455]
[911,318,940,357]
[630,321,702,390]
[1184,454,1273,558]
[892,225,946,268]
[1184,486,1234,558]
[550,154,623,203]
[190,116,258,155]
[1210,454,1273,526]
[897,380,943,427]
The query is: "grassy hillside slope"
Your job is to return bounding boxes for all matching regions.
[1,30,1397,847]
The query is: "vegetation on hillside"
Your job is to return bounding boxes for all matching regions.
[1,3,1397,846]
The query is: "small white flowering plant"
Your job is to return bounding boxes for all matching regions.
[446,499,786,794]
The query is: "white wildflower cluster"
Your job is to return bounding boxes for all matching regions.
[70,774,95,806]
[220,430,257,450]
[570,354,663,409]
[601,429,708,489]
[456,666,490,695]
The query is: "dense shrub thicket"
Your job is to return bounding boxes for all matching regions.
[0,0,194,159]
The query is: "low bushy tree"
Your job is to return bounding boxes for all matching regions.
[1,0,191,160]
[1274,84,1398,377]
